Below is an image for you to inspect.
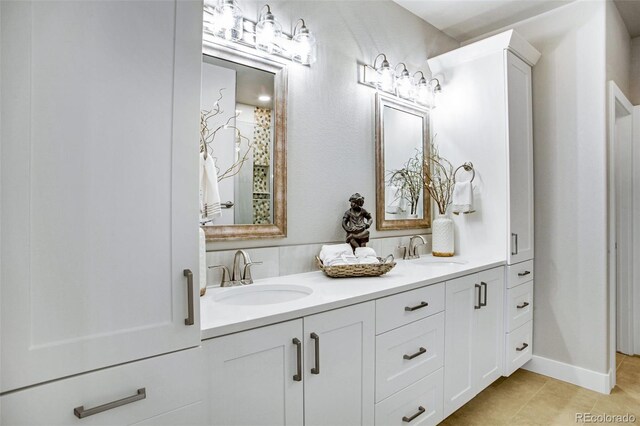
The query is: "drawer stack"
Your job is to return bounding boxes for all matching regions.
[374,283,445,426]
[504,260,534,376]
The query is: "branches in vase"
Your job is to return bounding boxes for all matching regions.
[386,149,425,216]
[424,144,454,215]
[200,88,255,182]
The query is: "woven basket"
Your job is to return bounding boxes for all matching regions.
[316,254,396,278]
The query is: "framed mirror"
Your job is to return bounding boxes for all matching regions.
[200,45,287,240]
[375,93,431,230]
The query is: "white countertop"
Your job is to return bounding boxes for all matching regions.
[200,255,505,340]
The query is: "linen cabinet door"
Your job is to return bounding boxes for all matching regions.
[443,274,478,417]
[206,320,304,426]
[506,50,534,264]
[472,267,505,390]
[304,302,375,426]
[0,0,202,392]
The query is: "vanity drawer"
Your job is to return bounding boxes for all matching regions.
[506,281,534,332]
[507,260,534,288]
[505,320,533,376]
[376,312,444,402]
[375,368,443,426]
[0,348,206,426]
[376,282,445,334]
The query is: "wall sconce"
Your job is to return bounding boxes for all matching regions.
[203,1,318,66]
[358,53,441,108]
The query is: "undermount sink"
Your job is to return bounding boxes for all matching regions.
[410,257,468,266]
[213,284,313,306]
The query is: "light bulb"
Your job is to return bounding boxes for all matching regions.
[256,6,282,54]
[396,72,412,99]
[291,19,317,65]
[376,62,395,93]
[215,0,243,41]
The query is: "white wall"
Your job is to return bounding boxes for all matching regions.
[606,0,631,97]
[469,0,610,374]
[631,37,640,105]
[208,0,459,250]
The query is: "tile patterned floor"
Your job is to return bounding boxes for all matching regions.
[442,353,640,425]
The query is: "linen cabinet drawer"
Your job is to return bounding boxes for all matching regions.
[376,312,444,402]
[0,348,206,426]
[507,260,534,288]
[375,368,443,426]
[376,282,445,334]
[506,281,533,332]
[505,320,533,376]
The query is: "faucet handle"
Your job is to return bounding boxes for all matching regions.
[208,265,231,287]
[398,245,408,260]
[241,261,263,285]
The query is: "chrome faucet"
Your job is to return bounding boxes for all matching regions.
[407,235,427,260]
[232,250,262,285]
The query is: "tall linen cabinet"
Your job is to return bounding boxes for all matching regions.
[1,0,205,422]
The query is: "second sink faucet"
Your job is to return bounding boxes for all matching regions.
[406,235,427,260]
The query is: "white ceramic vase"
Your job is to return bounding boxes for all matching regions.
[432,213,454,257]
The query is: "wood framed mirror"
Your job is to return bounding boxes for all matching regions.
[375,93,431,230]
[200,43,287,240]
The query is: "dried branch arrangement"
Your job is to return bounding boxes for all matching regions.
[200,88,254,182]
[386,149,424,215]
[424,144,455,215]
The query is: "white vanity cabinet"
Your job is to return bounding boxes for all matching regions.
[0,0,203,392]
[0,348,207,426]
[443,267,505,417]
[205,302,375,426]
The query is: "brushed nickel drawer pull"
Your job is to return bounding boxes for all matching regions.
[74,388,146,419]
[517,302,530,309]
[292,338,302,382]
[516,343,529,352]
[480,282,488,307]
[402,406,426,422]
[310,332,320,374]
[405,301,429,312]
[474,284,481,309]
[518,271,531,277]
[403,347,427,360]
[184,269,195,326]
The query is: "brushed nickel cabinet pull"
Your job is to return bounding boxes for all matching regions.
[184,269,194,326]
[474,284,482,309]
[405,301,429,312]
[311,332,320,374]
[480,282,488,307]
[516,343,529,352]
[402,406,426,423]
[74,388,146,419]
[403,347,427,360]
[518,271,531,277]
[517,302,530,309]
[511,233,518,255]
[293,338,302,382]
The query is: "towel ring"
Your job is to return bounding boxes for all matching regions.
[453,162,475,183]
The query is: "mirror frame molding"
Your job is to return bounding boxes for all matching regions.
[202,42,287,241]
[375,93,431,231]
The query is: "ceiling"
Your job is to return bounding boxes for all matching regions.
[392,0,574,42]
[614,0,640,38]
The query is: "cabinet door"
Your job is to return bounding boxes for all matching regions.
[206,320,304,426]
[304,302,375,426]
[443,274,478,417]
[506,51,534,264]
[0,1,202,392]
[472,267,505,391]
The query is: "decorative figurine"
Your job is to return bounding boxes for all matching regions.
[342,193,373,250]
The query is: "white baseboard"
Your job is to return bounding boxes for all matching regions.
[522,355,612,394]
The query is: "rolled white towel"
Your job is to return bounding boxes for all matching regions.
[355,247,377,258]
[325,254,359,266]
[358,256,381,265]
[320,244,354,263]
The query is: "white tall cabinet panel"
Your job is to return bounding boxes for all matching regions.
[506,51,534,264]
[304,302,375,426]
[0,0,203,392]
[206,320,304,426]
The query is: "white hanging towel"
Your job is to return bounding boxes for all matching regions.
[199,227,207,296]
[200,152,222,220]
[452,181,475,215]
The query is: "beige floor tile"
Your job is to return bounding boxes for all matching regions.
[617,352,628,369]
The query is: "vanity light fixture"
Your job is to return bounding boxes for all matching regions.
[429,78,442,108]
[255,5,282,54]
[395,63,413,99]
[413,71,431,106]
[214,0,244,41]
[291,19,317,65]
[373,54,395,93]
